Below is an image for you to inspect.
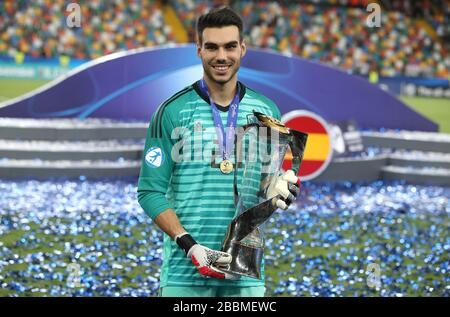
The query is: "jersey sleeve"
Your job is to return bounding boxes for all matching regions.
[265,97,281,121]
[137,108,177,220]
[272,103,282,121]
[257,90,282,121]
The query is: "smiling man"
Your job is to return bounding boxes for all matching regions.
[137,6,300,297]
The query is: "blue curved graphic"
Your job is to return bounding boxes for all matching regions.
[239,69,322,115]
[0,44,437,131]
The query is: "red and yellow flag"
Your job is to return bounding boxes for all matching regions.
[282,111,332,180]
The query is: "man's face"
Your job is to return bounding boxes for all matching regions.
[197,25,246,85]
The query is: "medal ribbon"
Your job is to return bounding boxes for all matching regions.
[199,79,240,161]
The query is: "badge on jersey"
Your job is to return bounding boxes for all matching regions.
[145,146,164,168]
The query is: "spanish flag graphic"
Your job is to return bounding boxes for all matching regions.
[282,111,332,180]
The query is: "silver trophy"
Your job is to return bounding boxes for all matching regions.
[220,111,308,279]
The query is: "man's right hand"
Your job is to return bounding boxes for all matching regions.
[175,232,235,279]
[188,244,234,279]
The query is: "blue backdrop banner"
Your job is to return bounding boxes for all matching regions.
[0,44,437,131]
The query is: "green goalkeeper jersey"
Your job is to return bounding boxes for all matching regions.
[137,80,281,287]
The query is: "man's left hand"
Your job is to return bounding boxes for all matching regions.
[266,170,300,210]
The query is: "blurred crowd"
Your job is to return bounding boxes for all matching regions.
[0,0,175,60]
[174,0,449,78]
[0,0,449,78]
[383,0,450,41]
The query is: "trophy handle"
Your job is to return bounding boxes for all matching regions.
[223,198,277,243]
[288,130,308,175]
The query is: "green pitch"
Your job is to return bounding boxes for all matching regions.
[0,79,50,102]
[0,79,449,133]
[400,96,450,133]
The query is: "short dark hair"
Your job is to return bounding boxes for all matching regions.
[196,6,244,45]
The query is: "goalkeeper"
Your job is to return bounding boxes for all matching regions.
[137,6,300,297]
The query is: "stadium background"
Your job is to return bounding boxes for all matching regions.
[0,0,449,296]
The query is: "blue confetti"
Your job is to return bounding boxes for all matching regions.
[0,179,448,296]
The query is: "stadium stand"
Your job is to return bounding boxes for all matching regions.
[0,0,448,78]
[381,0,450,44]
[172,0,449,78]
[0,0,175,60]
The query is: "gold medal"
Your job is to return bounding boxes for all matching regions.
[219,159,233,174]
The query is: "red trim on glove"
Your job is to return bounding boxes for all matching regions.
[192,256,200,267]
[192,256,225,279]
[198,266,225,279]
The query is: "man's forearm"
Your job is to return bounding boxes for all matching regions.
[153,208,187,239]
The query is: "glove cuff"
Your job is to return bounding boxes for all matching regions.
[175,232,197,255]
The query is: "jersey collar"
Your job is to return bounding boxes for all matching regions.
[193,80,246,112]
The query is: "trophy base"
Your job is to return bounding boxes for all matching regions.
[221,241,263,280]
